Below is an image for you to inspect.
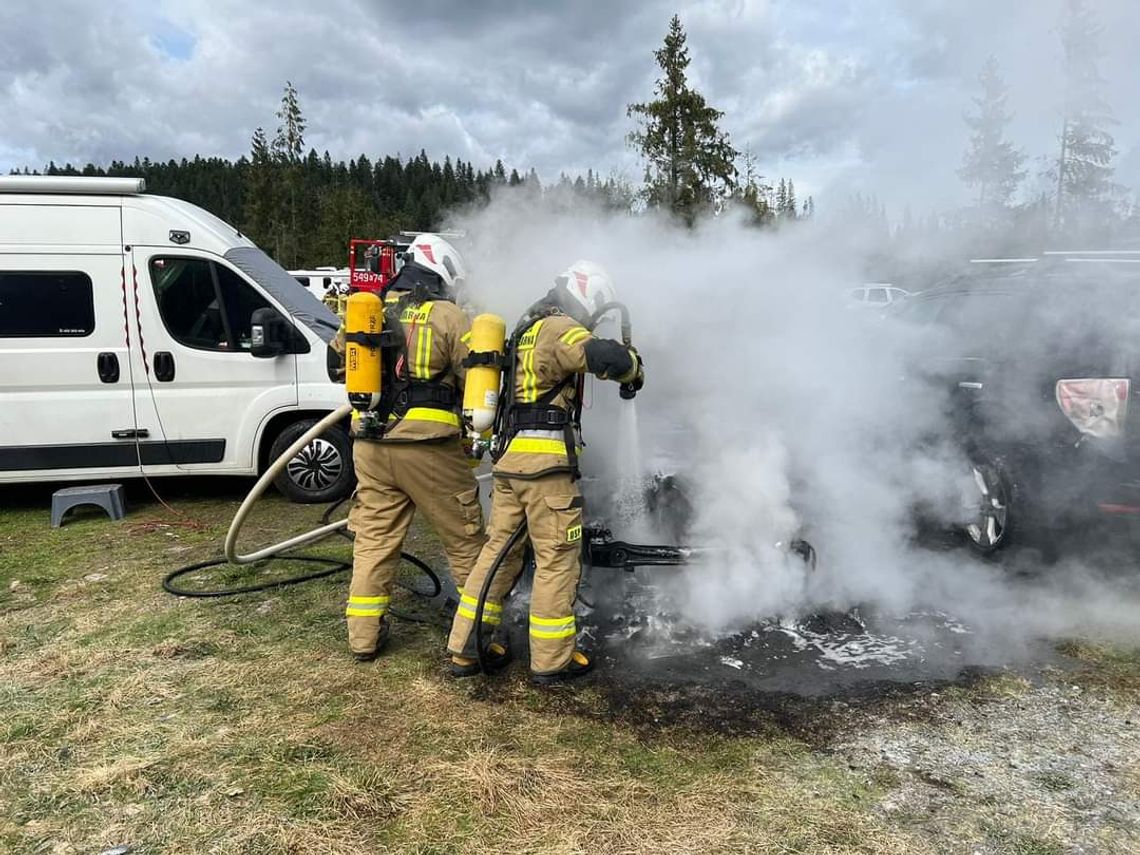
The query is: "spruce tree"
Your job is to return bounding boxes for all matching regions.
[244,127,278,252]
[272,81,307,267]
[627,14,738,224]
[1055,0,1117,234]
[958,56,1025,216]
[273,81,306,163]
[734,148,772,227]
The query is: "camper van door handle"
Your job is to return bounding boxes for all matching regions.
[111,429,149,439]
[154,351,175,382]
[97,352,120,383]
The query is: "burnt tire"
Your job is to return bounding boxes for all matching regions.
[269,419,355,504]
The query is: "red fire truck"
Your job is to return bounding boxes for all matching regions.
[347,238,405,292]
[347,231,465,294]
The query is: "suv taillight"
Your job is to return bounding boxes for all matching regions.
[1056,378,1130,438]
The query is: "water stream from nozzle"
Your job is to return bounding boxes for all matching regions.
[613,400,650,538]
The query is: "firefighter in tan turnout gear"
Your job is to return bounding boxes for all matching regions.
[447,261,645,684]
[336,234,486,661]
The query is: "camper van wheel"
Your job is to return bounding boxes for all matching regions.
[269,418,355,504]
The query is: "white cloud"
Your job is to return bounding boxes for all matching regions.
[0,0,1137,215]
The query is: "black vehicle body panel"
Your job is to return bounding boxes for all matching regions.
[895,261,1140,533]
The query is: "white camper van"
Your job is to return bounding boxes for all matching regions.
[0,176,352,503]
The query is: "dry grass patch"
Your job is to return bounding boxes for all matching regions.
[1056,640,1140,699]
[1,488,928,853]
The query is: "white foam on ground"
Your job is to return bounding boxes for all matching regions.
[770,624,914,669]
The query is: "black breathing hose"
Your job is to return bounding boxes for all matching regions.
[473,519,530,674]
[589,300,632,344]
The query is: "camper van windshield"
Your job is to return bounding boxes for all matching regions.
[224,247,339,343]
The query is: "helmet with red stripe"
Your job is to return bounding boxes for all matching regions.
[402,233,466,292]
[555,260,616,323]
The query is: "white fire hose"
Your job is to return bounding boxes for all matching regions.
[224,404,354,564]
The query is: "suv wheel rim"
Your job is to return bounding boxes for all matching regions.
[287,438,342,492]
[965,465,1007,549]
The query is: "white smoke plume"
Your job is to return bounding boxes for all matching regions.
[447,190,1140,652]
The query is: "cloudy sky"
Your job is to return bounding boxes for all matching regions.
[1,0,1137,216]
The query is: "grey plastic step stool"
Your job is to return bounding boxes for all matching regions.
[51,484,126,528]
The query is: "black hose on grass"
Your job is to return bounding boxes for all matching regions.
[160,496,443,621]
[160,551,441,602]
[161,555,350,597]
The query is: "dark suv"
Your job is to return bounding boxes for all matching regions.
[894,254,1140,555]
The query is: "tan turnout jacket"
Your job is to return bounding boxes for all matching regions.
[331,292,472,442]
[494,313,595,479]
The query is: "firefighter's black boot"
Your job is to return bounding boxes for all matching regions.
[450,642,512,677]
[531,649,594,686]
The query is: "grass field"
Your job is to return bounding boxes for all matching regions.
[2,480,1139,853]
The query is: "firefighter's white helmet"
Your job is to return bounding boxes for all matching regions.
[405,233,466,291]
[556,260,616,319]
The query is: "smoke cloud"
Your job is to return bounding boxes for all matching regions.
[448,191,1140,658]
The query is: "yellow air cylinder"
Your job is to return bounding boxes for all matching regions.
[462,313,507,434]
[344,290,384,411]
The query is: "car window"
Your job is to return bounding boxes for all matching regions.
[867,288,889,304]
[0,271,94,337]
[150,257,271,351]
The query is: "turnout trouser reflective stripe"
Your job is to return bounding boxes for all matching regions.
[447,473,584,674]
[456,591,502,625]
[529,614,576,639]
[346,594,390,618]
[347,439,486,655]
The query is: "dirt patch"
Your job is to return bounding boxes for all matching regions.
[835,680,1140,852]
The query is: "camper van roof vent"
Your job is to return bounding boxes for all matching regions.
[0,176,146,195]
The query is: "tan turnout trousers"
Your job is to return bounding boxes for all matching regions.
[347,438,485,655]
[447,473,584,674]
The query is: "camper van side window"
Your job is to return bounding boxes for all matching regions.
[150,257,271,351]
[215,263,272,350]
[0,272,95,337]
